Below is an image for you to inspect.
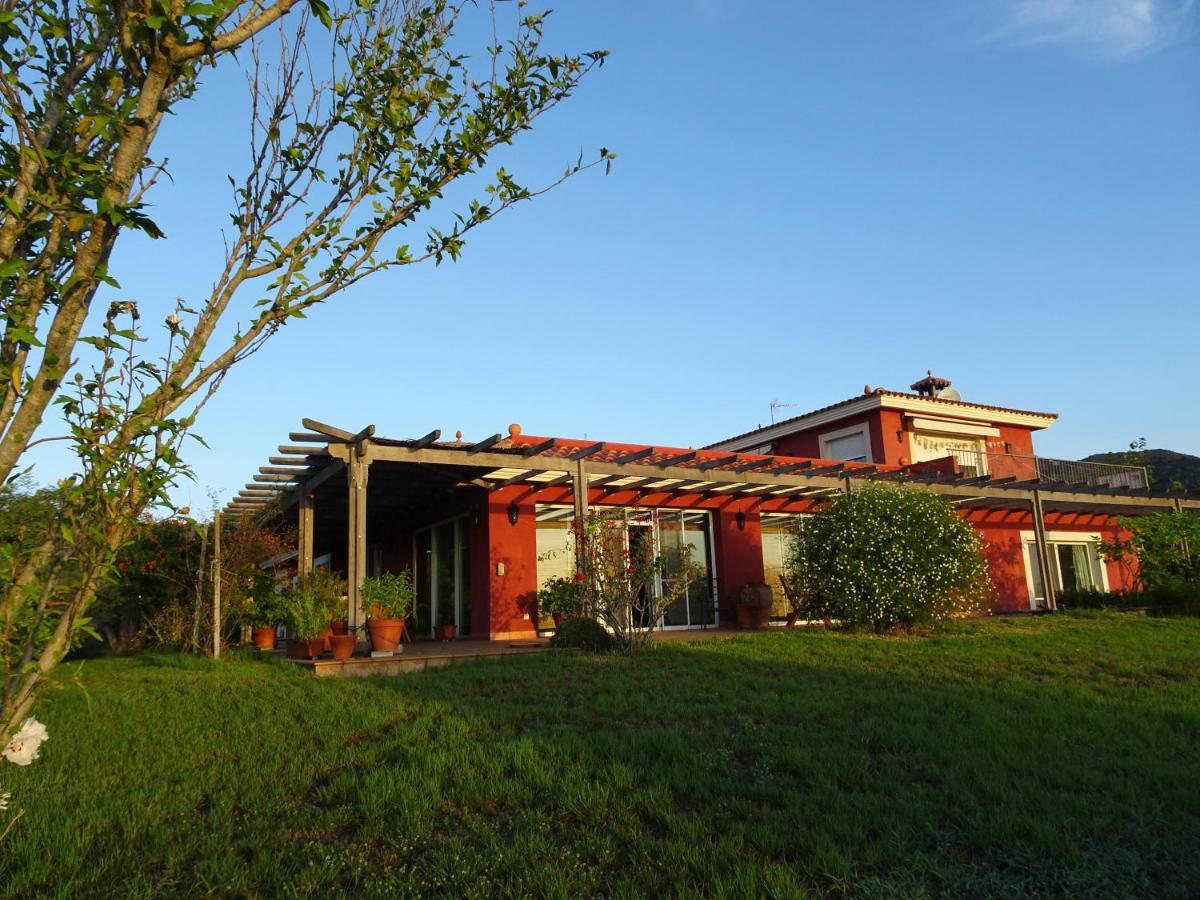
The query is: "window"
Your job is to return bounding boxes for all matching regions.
[1022,534,1106,608]
[761,513,807,616]
[819,424,871,463]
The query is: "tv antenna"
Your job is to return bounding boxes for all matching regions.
[769,399,798,424]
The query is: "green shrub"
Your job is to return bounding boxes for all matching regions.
[362,570,415,620]
[241,573,286,627]
[550,616,615,653]
[283,590,330,641]
[291,569,347,623]
[537,574,583,620]
[784,484,990,631]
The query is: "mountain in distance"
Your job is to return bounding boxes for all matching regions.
[1082,448,1200,492]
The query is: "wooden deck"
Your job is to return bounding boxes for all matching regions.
[288,638,551,678]
[281,627,773,678]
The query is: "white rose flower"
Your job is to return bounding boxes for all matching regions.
[3,717,48,766]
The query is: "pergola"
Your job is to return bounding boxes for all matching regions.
[225,419,1200,622]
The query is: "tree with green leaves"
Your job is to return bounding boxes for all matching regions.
[1,0,609,745]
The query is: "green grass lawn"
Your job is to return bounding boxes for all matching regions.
[3,613,1199,898]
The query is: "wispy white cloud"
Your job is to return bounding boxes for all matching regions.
[995,0,1196,57]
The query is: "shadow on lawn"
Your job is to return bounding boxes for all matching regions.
[322,634,1200,898]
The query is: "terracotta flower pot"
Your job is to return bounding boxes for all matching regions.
[367,618,404,653]
[318,625,333,652]
[287,638,325,659]
[330,619,349,635]
[328,633,356,660]
[436,623,456,642]
[252,626,276,650]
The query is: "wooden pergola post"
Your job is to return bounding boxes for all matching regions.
[298,491,314,576]
[1031,489,1056,611]
[346,445,370,633]
[212,511,222,659]
[1173,497,1191,565]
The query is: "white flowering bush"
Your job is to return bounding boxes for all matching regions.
[784,485,990,631]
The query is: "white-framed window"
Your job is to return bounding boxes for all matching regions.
[818,423,872,463]
[1021,531,1108,609]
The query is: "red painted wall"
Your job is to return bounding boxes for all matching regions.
[967,510,1136,611]
[485,486,539,640]
[711,504,765,625]
[773,408,909,466]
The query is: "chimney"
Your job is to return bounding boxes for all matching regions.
[910,370,952,398]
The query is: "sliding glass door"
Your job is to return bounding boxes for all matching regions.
[414,517,471,637]
[534,505,717,630]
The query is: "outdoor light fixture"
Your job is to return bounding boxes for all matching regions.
[735,511,746,531]
[896,428,904,443]
[507,501,520,526]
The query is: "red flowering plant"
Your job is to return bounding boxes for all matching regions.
[570,509,703,652]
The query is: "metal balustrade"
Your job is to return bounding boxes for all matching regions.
[926,447,1148,490]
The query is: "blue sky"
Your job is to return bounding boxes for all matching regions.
[24,0,1200,508]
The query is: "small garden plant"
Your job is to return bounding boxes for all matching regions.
[240,573,285,629]
[361,570,415,621]
[784,484,990,631]
[536,574,583,622]
[570,509,704,652]
[287,570,347,639]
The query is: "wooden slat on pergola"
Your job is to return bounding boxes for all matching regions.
[222,419,1200,622]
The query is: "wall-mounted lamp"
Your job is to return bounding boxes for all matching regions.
[507,501,520,526]
[896,428,905,443]
[735,511,746,531]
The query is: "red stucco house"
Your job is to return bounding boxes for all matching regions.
[231,374,1191,640]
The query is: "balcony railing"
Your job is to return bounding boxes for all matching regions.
[924,448,1148,490]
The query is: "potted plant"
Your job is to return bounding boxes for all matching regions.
[436,600,456,642]
[537,574,582,627]
[735,582,773,629]
[242,573,282,650]
[362,570,414,653]
[284,585,330,659]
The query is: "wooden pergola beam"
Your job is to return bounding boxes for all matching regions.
[698,454,739,471]
[569,442,605,460]
[412,429,441,449]
[522,437,557,456]
[465,433,502,452]
[254,473,303,483]
[616,447,655,464]
[260,466,313,476]
[301,418,355,442]
[278,445,330,457]
[288,432,330,443]
[805,464,846,477]
[733,459,772,473]
[268,456,322,467]
[658,451,697,468]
